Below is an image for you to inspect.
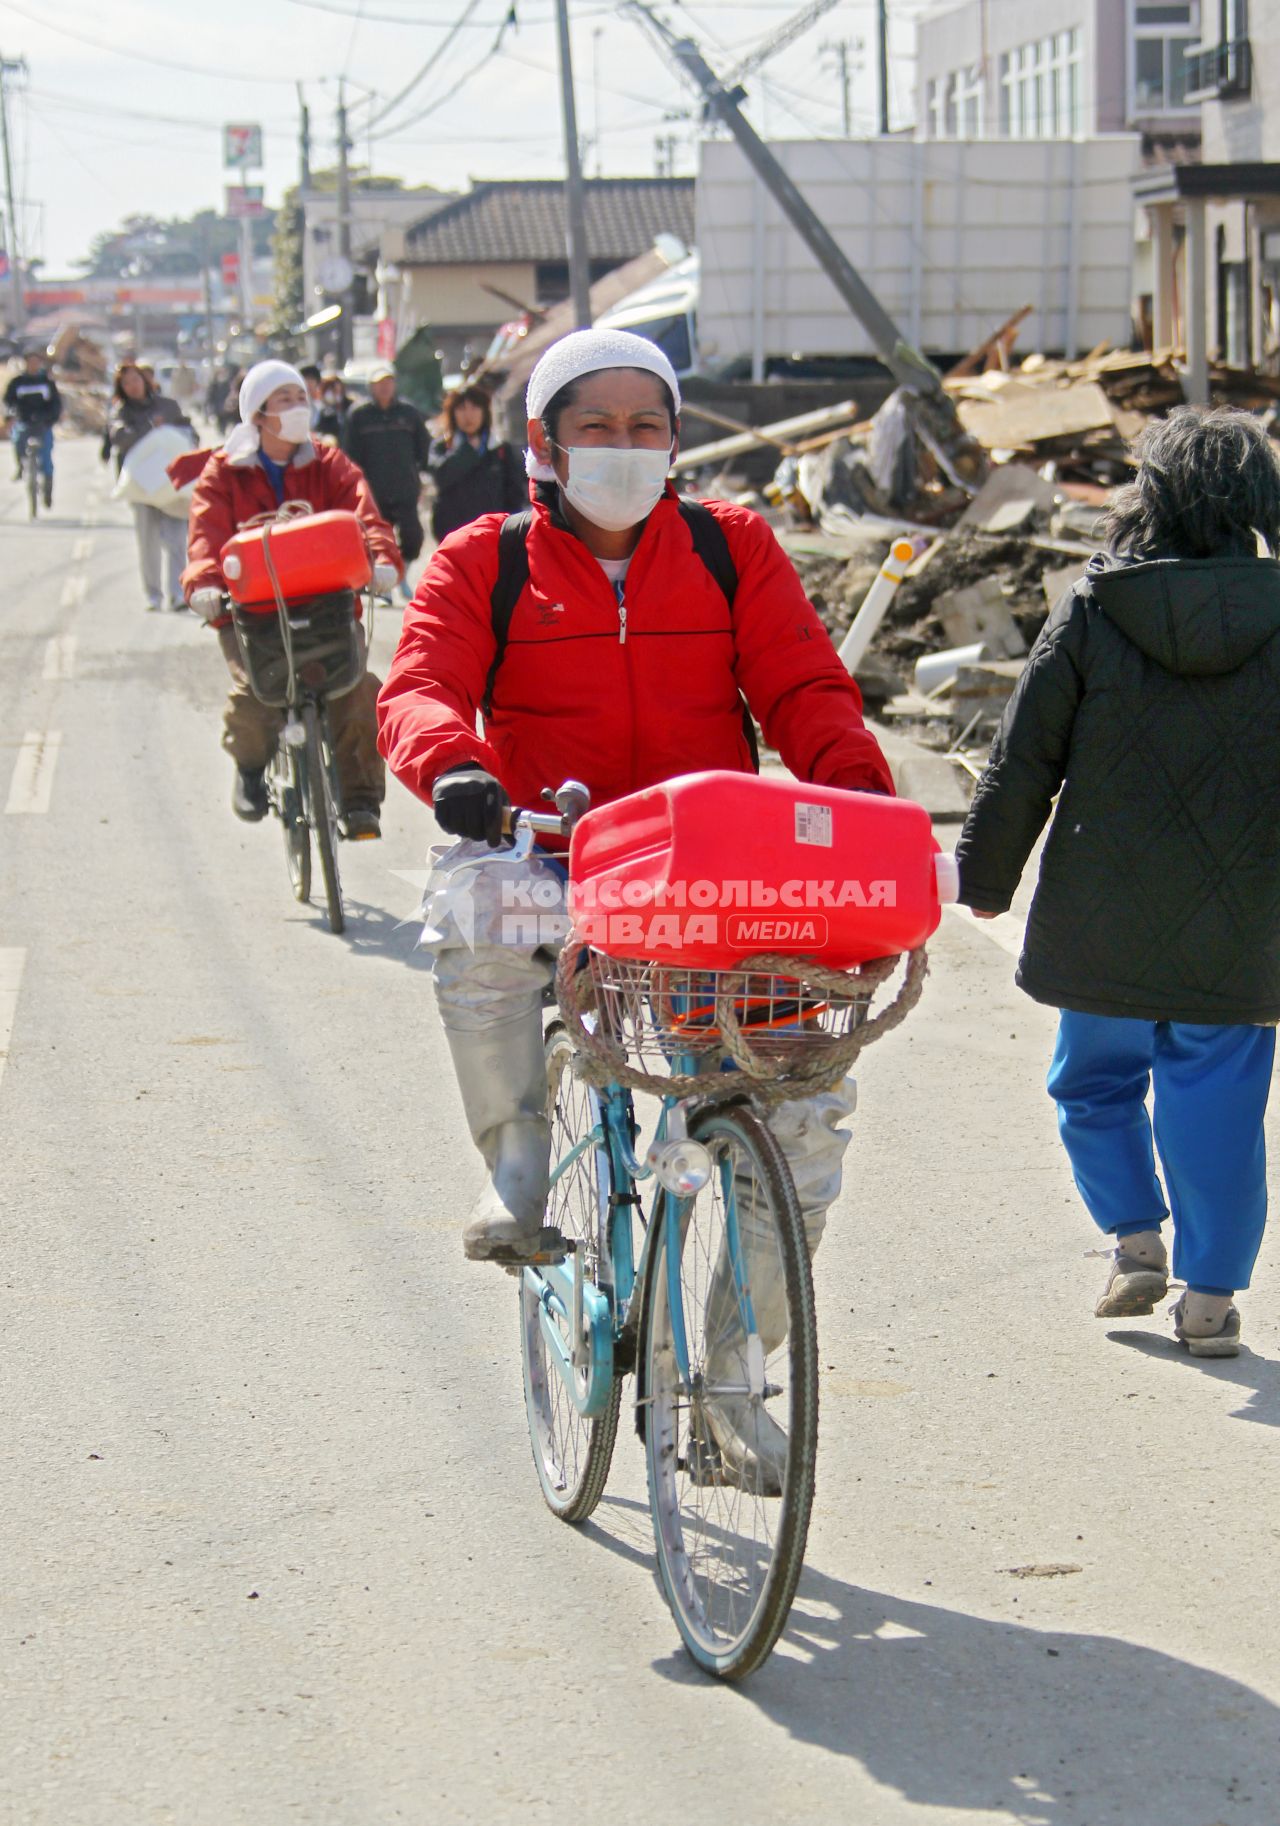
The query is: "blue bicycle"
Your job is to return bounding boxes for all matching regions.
[507,788,917,1678]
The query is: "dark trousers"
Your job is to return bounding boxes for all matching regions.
[216,625,385,809]
[378,494,425,565]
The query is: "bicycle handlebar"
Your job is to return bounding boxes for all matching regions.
[502,779,592,846]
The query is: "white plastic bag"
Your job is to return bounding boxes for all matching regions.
[114,423,198,515]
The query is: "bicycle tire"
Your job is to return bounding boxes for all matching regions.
[272,738,310,903]
[303,702,344,934]
[25,445,37,520]
[519,1022,622,1522]
[642,1103,817,1680]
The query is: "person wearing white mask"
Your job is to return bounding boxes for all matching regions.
[376,328,893,1488]
[178,359,402,835]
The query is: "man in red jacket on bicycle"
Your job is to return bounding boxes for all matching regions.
[378,329,893,1489]
[182,360,402,837]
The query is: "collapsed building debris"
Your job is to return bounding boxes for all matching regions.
[686,334,1280,811]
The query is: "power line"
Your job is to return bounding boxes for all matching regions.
[0,0,325,83]
[368,39,508,140]
[360,0,486,129]
[342,0,368,76]
[26,87,295,135]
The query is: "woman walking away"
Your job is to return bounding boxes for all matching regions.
[956,407,1280,1359]
[427,383,525,543]
[102,359,195,613]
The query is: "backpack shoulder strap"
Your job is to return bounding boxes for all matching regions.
[677,495,759,771]
[482,508,534,718]
[677,496,738,607]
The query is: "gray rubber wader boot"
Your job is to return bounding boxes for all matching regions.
[434,943,563,1266]
[699,1082,854,1497]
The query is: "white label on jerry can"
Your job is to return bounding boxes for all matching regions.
[795,802,833,847]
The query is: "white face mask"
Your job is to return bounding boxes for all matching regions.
[559,443,673,531]
[269,404,313,445]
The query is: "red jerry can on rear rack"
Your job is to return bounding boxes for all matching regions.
[220,509,372,610]
[568,771,954,969]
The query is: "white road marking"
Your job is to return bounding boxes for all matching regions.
[59,573,87,610]
[944,902,1026,959]
[0,948,25,1091]
[72,536,94,562]
[5,732,62,815]
[42,636,77,681]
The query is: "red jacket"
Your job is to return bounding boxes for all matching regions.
[179,443,401,608]
[377,488,893,819]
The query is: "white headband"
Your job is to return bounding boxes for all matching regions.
[524,328,681,481]
[224,360,309,461]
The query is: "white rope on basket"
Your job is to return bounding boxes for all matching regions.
[554,937,929,1109]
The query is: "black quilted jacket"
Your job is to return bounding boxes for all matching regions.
[956,552,1280,1023]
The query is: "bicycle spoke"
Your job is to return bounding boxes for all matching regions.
[644,1107,816,1678]
[519,1027,621,1522]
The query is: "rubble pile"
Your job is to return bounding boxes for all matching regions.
[707,342,1280,808]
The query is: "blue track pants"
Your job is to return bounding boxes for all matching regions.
[1047,1012,1275,1294]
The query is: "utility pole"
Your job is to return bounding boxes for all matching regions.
[336,77,353,363]
[877,0,889,135]
[554,0,592,329]
[0,55,27,335]
[198,219,218,367]
[622,3,987,487]
[821,37,854,136]
[654,133,678,177]
[297,83,312,190]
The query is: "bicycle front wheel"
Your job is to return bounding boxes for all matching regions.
[519,1023,622,1522]
[642,1103,817,1679]
[272,737,311,903]
[303,702,344,934]
[25,448,37,520]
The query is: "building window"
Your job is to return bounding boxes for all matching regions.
[1131,0,1200,112]
[998,28,1082,138]
[955,63,984,135]
[926,63,982,137]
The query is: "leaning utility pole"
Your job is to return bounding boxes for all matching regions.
[554,0,592,330]
[622,3,987,487]
[0,55,26,335]
[336,78,353,363]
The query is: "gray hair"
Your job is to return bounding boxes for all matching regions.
[1102,405,1280,560]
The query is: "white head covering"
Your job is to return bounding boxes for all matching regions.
[224,359,310,461]
[523,328,682,481]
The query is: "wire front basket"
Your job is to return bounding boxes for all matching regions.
[587,950,869,1066]
[555,939,926,1107]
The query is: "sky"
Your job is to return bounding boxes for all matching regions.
[0,0,934,273]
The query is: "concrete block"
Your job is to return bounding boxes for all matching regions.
[934,576,1027,658]
[957,462,1058,534]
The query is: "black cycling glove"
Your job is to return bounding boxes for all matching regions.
[431,766,510,847]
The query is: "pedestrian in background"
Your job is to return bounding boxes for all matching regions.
[315,364,350,443]
[427,383,524,544]
[102,358,195,613]
[299,362,324,433]
[343,362,429,598]
[956,407,1280,1359]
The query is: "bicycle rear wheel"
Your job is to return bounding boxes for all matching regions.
[272,737,310,903]
[519,1023,622,1522]
[303,701,344,934]
[642,1103,817,1679]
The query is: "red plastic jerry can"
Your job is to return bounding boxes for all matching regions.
[221,509,372,609]
[568,770,951,968]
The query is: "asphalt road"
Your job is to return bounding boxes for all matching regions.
[2,439,1279,1826]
